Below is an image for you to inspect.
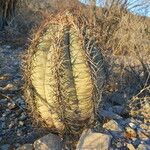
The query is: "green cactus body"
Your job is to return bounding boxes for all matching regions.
[25,13,106,134]
[27,18,94,132]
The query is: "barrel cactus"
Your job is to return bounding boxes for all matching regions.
[23,12,106,135]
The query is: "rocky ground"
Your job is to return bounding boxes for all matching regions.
[0,43,47,150]
[0,34,149,150]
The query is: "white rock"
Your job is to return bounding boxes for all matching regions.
[20,113,27,121]
[129,122,137,129]
[77,129,112,150]
[17,130,22,136]
[16,144,33,150]
[8,121,15,128]
[7,102,16,110]
[116,142,123,148]
[103,120,122,131]
[34,133,63,150]
[19,121,24,126]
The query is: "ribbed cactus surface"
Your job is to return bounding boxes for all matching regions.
[24,13,106,134]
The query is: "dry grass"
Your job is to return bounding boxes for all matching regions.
[79,0,150,119]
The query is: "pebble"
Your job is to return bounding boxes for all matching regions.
[19,121,24,126]
[7,102,16,109]
[2,113,7,117]
[137,144,150,150]
[125,127,137,138]
[116,142,123,148]
[103,120,122,131]
[77,129,112,150]
[129,122,137,129]
[34,133,63,150]
[20,113,27,121]
[17,130,22,136]
[127,143,136,150]
[8,121,15,128]
[140,124,149,130]
[137,130,149,141]
[3,83,14,90]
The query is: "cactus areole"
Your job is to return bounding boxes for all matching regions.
[24,13,105,134]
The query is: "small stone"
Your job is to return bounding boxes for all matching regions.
[103,120,122,131]
[3,83,14,90]
[77,129,112,150]
[2,113,7,117]
[34,133,63,150]
[137,130,149,140]
[125,127,137,138]
[9,121,15,128]
[137,144,150,150]
[0,144,11,150]
[0,75,8,80]
[131,137,137,142]
[20,113,27,121]
[16,144,33,150]
[17,130,22,136]
[129,122,137,129]
[7,102,16,109]
[19,121,24,126]
[140,124,148,130]
[116,142,123,148]
[127,143,136,150]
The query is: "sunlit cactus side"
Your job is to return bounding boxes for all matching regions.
[23,12,106,135]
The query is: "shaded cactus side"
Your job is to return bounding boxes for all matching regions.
[23,13,106,135]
